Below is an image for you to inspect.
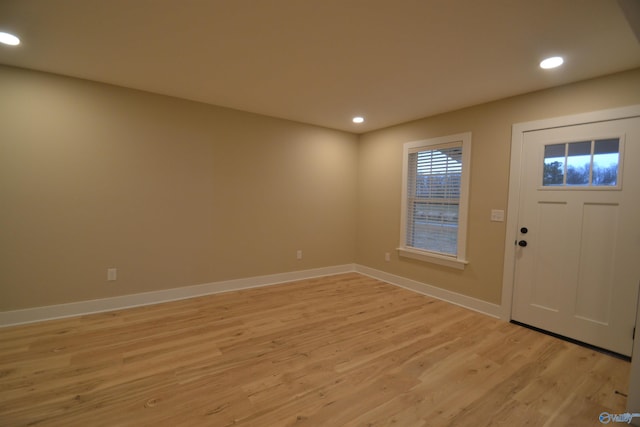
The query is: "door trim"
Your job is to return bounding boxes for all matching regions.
[501,104,640,321]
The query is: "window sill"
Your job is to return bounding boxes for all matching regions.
[397,247,468,270]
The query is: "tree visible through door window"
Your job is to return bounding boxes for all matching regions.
[543,138,621,188]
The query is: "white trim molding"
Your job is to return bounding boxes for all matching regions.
[0,264,356,327]
[2,262,508,328]
[397,247,468,270]
[627,288,640,416]
[399,132,472,269]
[0,264,516,328]
[355,265,501,319]
[501,104,640,321]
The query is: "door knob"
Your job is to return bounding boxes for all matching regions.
[520,227,528,234]
[518,240,527,247]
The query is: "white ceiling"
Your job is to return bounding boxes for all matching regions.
[0,0,639,133]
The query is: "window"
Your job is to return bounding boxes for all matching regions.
[399,132,471,269]
[542,138,622,188]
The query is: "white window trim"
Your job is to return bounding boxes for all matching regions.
[398,132,471,270]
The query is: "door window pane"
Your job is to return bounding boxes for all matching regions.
[543,144,565,186]
[566,141,591,186]
[592,139,619,186]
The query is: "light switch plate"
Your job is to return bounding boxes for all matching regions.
[491,209,505,222]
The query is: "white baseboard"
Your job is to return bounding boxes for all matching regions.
[355,265,502,319]
[0,263,503,327]
[0,264,356,327]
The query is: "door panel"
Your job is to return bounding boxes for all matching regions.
[574,203,617,325]
[512,117,640,356]
[530,201,567,312]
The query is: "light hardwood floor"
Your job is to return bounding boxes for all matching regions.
[0,273,630,426]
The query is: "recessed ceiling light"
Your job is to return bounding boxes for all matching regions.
[352,116,364,124]
[0,32,20,46]
[540,56,564,69]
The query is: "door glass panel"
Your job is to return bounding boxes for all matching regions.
[542,138,621,188]
[592,138,619,186]
[543,144,565,186]
[566,141,591,186]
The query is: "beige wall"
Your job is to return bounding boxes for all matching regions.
[2,65,639,312]
[356,68,640,304]
[0,65,358,310]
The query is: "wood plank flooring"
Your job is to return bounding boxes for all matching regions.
[0,273,630,426]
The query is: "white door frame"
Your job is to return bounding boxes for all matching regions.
[501,104,640,321]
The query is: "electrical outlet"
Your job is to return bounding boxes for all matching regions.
[385,252,391,262]
[296,250,303,260]
[107,268,117,281]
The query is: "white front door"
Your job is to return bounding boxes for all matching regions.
[511,116,640,356]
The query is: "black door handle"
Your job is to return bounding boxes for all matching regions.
[518,240,527,247]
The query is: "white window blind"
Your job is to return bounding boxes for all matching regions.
[400,132,470,269]
[406,142,462,255]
